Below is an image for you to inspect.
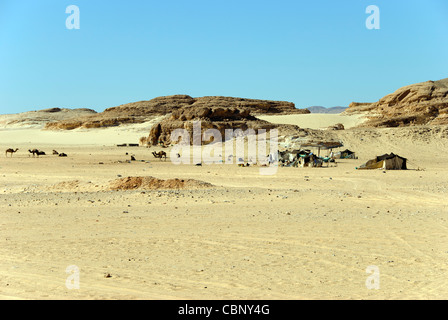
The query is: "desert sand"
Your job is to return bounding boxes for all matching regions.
[1,114,447,300]
[258,113,367,130]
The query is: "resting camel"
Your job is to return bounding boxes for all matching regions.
[152,151,167,161]
[28,149,45,157]
[53,150,59,155]
[5,148,18,157]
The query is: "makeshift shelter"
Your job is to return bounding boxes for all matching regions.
[279,149,312,165]
[296,153,324,167]
[333,149,356,159]
[357,153,407,170]
[300,141,343,157]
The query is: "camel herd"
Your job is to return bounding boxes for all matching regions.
[4,148,67,158]
[4,146,337,168]
[4,147,166,161]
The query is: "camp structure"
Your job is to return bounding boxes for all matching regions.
[332,149,356,159]
[357,153,407,170]
[299,141,343,157]
[279,149,311,163]
[279,149,312,167]
[297,153,323,168]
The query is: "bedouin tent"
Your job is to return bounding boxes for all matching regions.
[356,153,407,170]
[340,149,356,159]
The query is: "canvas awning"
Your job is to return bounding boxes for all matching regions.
[300,141,344,149]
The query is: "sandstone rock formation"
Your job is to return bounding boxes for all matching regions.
[0,108,97,128]
[327,123,345,130]
[147,106,302,146]
[344,78,448,127]
[105,95,309,116]
[44,95,309,130]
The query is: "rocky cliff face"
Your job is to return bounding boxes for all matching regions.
[344,78,448,127]
[45,95,309,130]
[105,95,309,116]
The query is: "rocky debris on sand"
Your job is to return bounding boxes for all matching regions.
[109,176,214,191]
[327,123,345,130]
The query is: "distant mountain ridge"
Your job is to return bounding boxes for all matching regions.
[307,106,347,114]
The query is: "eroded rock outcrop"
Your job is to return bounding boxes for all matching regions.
[327,123,345,131]
[44,95,309,130]
[0,108,97,128]
[105,95,309,116]
[344,78,448,127]
[147,106,302,146]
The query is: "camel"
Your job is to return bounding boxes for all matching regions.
[53,150,59,155]
[28,149,39,157]
[5,148,18,157]
[28,149,45,157]
[152,151,167,161]
[59,153,68,157]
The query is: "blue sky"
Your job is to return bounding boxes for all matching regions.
[0,0,447,114]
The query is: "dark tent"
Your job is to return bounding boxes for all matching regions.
[340,149,356,159]
[357,153,407,170]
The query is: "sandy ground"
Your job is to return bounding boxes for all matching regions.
[0,119,162,146]
[258,113,367,129]
[0,118,447,300]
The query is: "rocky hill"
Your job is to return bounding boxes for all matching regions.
[105,95,309,116]
[146,106,309,146]
[0,108,97,128]
[45,95,309,130]
[343,78,448,127]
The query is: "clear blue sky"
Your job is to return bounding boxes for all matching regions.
[1,0,447,114]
